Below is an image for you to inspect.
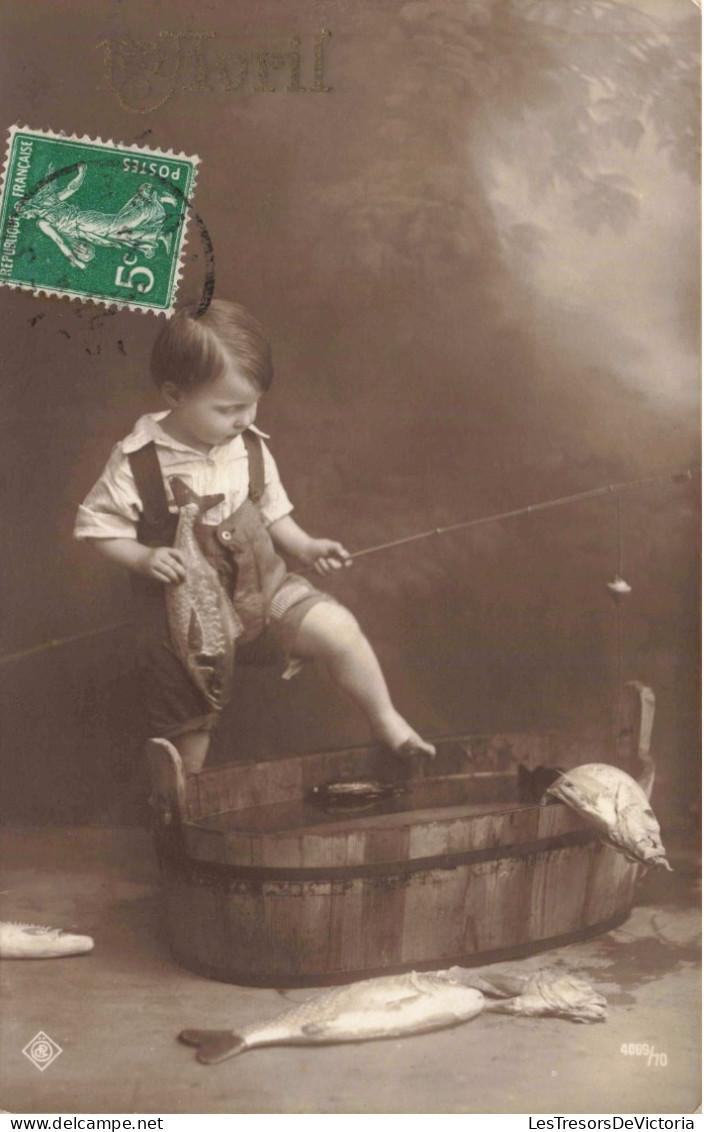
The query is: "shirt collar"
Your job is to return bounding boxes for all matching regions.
[121,412,270,455]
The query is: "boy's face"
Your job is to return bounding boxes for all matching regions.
[162,364,262,451]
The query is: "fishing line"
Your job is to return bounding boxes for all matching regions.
[0,465,696,665]
[0,621,132,666]
[613,492,625,754]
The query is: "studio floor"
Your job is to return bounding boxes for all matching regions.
[0,826,700,1115]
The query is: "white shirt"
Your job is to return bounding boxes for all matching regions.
[74,412,294,541]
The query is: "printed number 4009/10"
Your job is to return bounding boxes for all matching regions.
[115,253,154,295]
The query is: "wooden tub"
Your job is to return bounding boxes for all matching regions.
[146,684,655,987]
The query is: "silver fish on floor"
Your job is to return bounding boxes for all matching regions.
[0,921,94,959]
[166,478,244,711]
[179,965,607,1063]
[544,763,672,871]
[179,971,486,1063]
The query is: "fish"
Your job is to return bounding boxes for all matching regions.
[179,971,486,1063]
[543,763,672,870]
[166,478,244,711]
[0,921,94,959]
[443,966,607,1024]
[309,779,407,810]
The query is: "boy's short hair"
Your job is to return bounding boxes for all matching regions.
[150,300,273,393]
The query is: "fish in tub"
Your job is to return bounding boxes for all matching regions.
[543,764,671,871]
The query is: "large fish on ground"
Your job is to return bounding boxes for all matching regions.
[0,921,94,959]
[166,478,244,711]
[179,971,486,1063]
[179,965,607,1062]
[543,763,671,871]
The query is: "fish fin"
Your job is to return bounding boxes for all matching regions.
[169,477,224,515]
[301,1022,329,1037]
[449,969,525,998]
[196,493,226,516]
[187,610,204,655]
[178,1029,245,1064]
[179,1028,233,1047]
[197,1035,246,1065]
[385,993,424,1010]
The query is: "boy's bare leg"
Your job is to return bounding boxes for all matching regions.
[174,729,212,775]
[291,602,435,756]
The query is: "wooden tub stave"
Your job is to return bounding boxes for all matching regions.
[146,686,651,986]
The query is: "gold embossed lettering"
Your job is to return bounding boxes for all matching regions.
[98,29,333,108]
[286,36,304,93]
[254,52,288,93]
[217,51,249,92]
[166,31,216,92]
[97,35,181,114]
[311,29,331,93]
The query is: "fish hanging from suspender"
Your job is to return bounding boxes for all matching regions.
[166,477,244,710]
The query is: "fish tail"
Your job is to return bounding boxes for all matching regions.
[169,477,224,515]
[178,1029,246,1064]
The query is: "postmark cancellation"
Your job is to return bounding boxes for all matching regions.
[0,126,199,316]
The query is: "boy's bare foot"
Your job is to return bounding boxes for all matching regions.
[394,736,436,758]
[374,712,436,758]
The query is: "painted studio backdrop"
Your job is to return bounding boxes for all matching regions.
[1,0,700,826]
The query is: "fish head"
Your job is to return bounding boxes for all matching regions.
[19,926,94,953]
[627,840,673,870]
[0,922,94,958]
[615,800,671,869]
[526,969,608,1023]
[642,852,673,871]
[49,930,95,954]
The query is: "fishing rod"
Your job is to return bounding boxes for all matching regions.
[0,465,697,665]
[327,466,697,566]
[0,620,133,667]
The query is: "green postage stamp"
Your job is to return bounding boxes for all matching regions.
[0,126,199,315]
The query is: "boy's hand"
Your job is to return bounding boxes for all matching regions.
[306,538,352,577]
[140,547,187,584]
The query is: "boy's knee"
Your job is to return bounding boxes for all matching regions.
[295,600,364,656]
[318,601,363,643]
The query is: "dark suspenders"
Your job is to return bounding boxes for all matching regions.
[127,429,266,546]
[241,430,265,503]
[127,442,175,546]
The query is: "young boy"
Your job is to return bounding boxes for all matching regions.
[74,300,435,774]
